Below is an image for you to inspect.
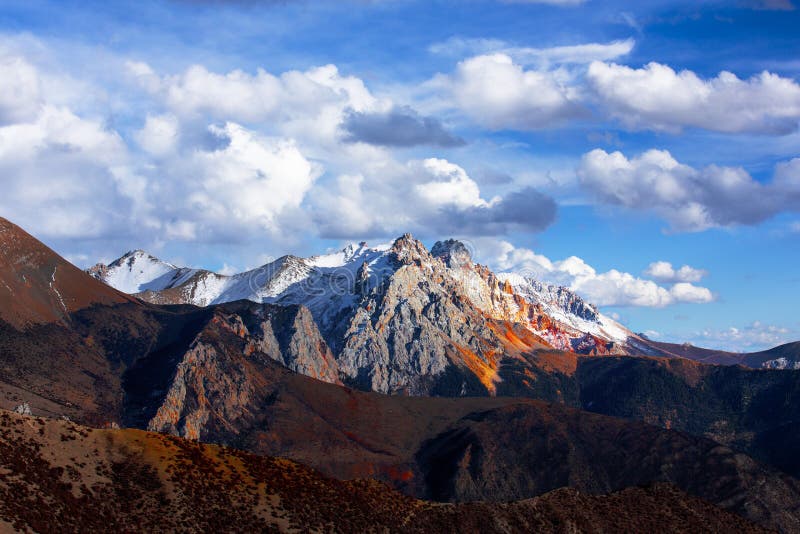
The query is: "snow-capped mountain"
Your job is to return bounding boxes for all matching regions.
[497,273,630,345]
[427,238,631,354]
[88,250,202,294]
[91,236,633,357]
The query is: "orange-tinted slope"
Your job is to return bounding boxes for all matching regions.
[0,409,768,534]
[0,217,133,329]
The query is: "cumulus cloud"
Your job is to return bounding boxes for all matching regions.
[312,158,556,238]
[0,55,41,125]
[341,106,465,147]
[644,261,707,283]
[134,114,180,157]
[0,98,141,240]
[128,61,385,149]
[587,61,800,134]
[578,149,800,231]
[444,53,584,130]
[414,158,487,208]
[0,41,616,271]
[151,122,320,240]
[688,321,795,351]
[121,58,562,246]
[475,239,714,307]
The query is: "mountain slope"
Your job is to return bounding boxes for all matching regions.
[637,339,800,369]
[0,409,766,533]
[575,355,800,478]
[92,237,633,354]
[88,249,200,293]
[91,236,639,396]
[105,358,800,532]
[0,299,338,429]
[90,235,800,373]
[0,217,132,329]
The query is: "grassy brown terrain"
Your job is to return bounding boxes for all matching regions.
[0,409,769,534]
[3,305,800,531]
[0,217,133,329]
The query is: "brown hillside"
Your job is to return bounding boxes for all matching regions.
[0,409,767,534]
[0,217,133,329]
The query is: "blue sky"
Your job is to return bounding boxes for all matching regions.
[0,0,798,350]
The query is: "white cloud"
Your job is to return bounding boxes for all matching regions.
[0,49,326,251]
[153,122,320,240]
[164,220,197,241]
[474,239,714,307]
[0,55,41,125]
[0,101,138,239]
[513,39,634,66]
[430,37,635,67]
[587,61,800,134]
[689,321,795,351]
[413,158,489,209]
[644,261,707,283]
[134,113,180,157]
[130,62,383,138]
[578,149,800,231]
[0,38,556,264]
[669,282,714,304]
[445,53,583,130]
[311,157,556,239]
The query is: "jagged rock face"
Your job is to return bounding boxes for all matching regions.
[525,279,599,322]
[430,251,619,355]
[335,236,503,396]
[431,239,472,269]
[144,302,338,441]
[90,233,635,393]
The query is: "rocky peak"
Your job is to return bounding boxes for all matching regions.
[525,278,599,323]
[115,250,169,269]
[389,233,431,266]
[86,262,109,279]
[272,254,307,273]
[89,250,164,281]
[431,239,472,269]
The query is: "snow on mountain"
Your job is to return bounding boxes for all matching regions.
[91,242,397,326]
[497,272,631,344]
[88,250,199,294]
[90,237,633,352]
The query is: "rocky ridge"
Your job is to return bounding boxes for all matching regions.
[90,235,639,394]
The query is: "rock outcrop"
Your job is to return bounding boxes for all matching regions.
[333,234,507,395]
[141,302,339,441]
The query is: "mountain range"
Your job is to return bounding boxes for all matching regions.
[89,234,800,372]
[3,215,800,532]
